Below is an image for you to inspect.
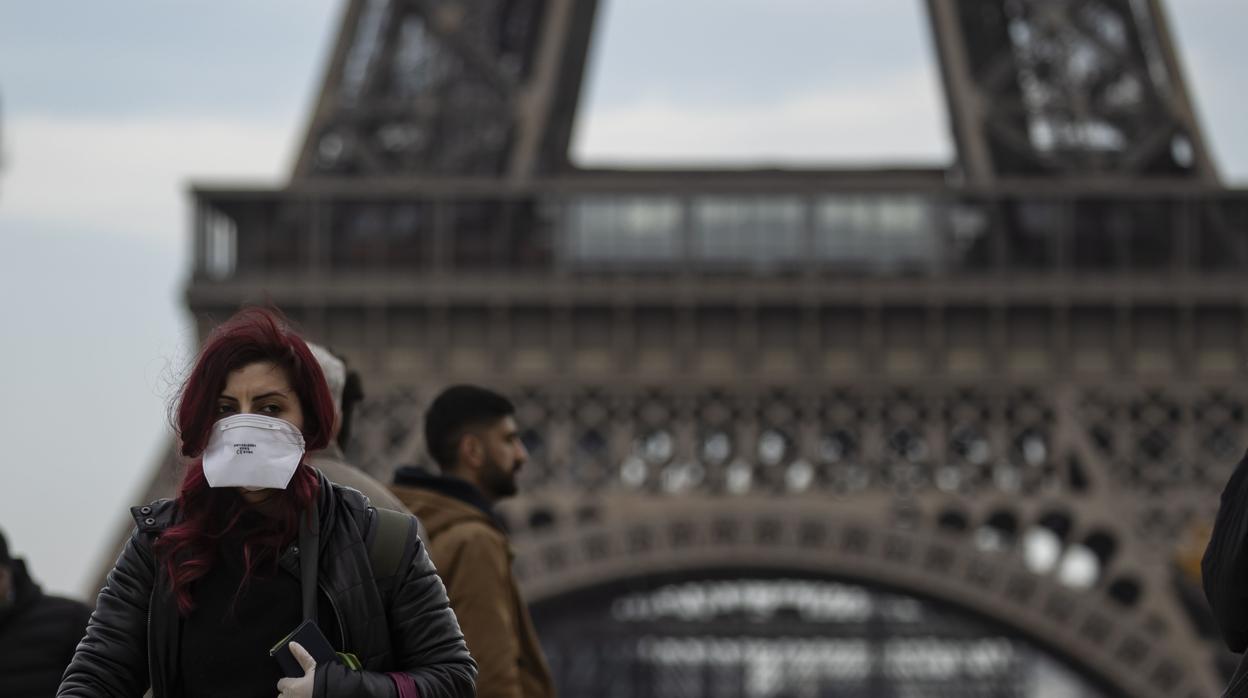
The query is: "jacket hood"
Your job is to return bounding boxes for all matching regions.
[0,558,41,628]
[391,466,507,536]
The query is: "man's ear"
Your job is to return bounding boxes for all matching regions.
[458,432,483,469]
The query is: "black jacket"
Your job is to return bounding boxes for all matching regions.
[58,472,477,697]
[0,558,91,698]
[1205,450,1248,652]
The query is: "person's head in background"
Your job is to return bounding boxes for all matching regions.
[424,385,528,503]
[306,343,364,453]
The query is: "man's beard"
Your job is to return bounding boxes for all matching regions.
[481,456,520,500]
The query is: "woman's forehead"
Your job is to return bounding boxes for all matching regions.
[220,361,292,395]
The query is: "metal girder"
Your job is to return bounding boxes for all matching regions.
[926,0,1218,184]
[292,0,597,179]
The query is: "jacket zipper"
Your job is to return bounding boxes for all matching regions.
[146,589,156,697]
[319,578,348,649]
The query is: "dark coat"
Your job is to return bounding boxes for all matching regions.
[391,468,555,698]
[1204,451,1248,652]
[0,559,91,698]
[58,472,476,697]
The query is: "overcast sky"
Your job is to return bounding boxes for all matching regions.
[0,0,1245,598]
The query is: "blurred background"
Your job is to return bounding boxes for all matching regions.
[2,0,1248,695]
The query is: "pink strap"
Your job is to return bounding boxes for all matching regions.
[387,672,420,698]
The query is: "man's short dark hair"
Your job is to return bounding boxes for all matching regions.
[425,385,516,469]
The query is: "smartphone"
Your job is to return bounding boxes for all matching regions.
[269,619,340,678]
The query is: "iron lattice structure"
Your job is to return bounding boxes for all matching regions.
[927,0,1217,182]
[108,0,1248,695]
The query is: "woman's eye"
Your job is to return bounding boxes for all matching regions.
[259,404,281,415]
[216,404,236,415]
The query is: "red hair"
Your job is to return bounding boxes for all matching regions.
[154,307,336,615]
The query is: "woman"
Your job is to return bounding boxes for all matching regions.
[58,309,476,697]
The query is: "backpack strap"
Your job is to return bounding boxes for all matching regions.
[299,498,321,624]
[368,507,415,583]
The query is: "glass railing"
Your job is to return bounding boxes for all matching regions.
[191,184,1248,279]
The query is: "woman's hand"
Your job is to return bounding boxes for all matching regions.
[275,642,316,697]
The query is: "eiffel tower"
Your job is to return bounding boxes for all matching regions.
[125,0,1244,695]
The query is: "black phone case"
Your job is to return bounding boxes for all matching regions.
[270,619,339,678]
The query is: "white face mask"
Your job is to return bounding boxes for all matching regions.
[202,414,306,490]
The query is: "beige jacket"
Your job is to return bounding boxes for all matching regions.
[391,480,555,698]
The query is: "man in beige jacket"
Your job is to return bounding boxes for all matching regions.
[390,385,555,698]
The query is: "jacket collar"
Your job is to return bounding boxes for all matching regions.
[392,466,507,532]
[313,468,341,549]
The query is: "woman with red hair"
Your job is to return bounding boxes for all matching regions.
[58,308,476,697]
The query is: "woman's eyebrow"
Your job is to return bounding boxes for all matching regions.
[251,391,289,401]
[217,390,289,402]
